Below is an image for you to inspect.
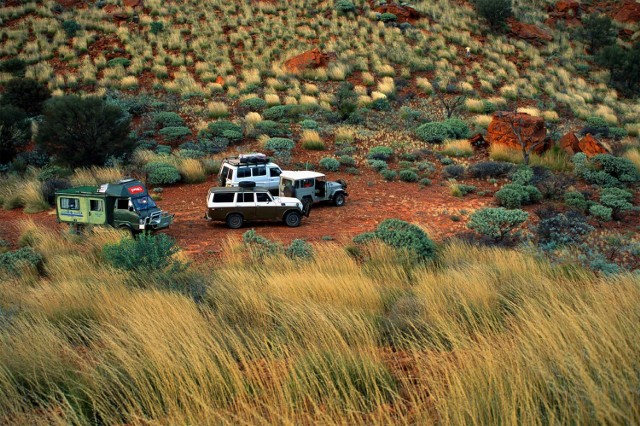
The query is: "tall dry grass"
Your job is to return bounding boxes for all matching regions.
[1,223,639,424]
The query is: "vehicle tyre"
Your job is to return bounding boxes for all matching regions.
[284,211,302,227]
[226,213,244,229]
[333,193,346,207]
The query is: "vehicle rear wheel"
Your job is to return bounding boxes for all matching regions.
[226,213,244,229]
[333,193,345,207]
[284,211,302,227]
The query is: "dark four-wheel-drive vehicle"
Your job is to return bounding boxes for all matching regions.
[205,182,310,228]
[55,178,173,233]
[279,171,348,207]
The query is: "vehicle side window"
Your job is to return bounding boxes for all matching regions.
[240,193,255,203]
[302,178,314,188]
[253,166,266,176]
[116,199,129,210]
[237,167,251,178]
[90,199,103,211]
[270,167,281,177]
[227,168,233,179]
[220,166,229,177]
[213,193,235,203]
[61,197,80,210]
[256,193,271,202]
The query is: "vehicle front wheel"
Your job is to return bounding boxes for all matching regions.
[226,213,244,229]
[333,193,345,207]
[284,211,302,227]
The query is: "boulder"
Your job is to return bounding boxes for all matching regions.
[215,76,225,85]
[555,0,580,15]
[469,133,488,149]
[613,0,640,23]
[507,18,553,44]
[545,0,581,27]
[578,134,611,157]
[284,48,329,73]
[124,0,143,8]
[486,112,551,154]
[559,132,581,155]
[373,3,420,23]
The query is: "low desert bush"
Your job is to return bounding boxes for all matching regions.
[399,169,419,182]
[0,246,43,276]
[368,159,388,172]
[367,146,394,161]
[264,137,295,152]
[495,183,542,208]
[599,187,634,218]
[442,139,473,157]
[467,161,513,179]
[589,204,613,221]
[467,207,528,241]
[153,111,184,128]
[449,181,476,197]
[103,233,180,272]
[145,162,181,185]
[319,157,340,172]
[381,169,398,181]
[354,219,436,262]
[564,191,589,212]
[158,126,191,142]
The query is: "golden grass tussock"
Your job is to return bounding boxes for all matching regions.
[1,223,639,424]
[442,139,473,157]
[71,166,124,186]
[623,148,640,173]
[178,158,207,183]
[489,144,524,163]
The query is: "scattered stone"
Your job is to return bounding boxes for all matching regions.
[284,48,329,73]
[486,112,551,154]
[507,18,553,44]
[123,0,143,8]
[559,132,580,156]
[215,76,225,85]
[578,134,611,157]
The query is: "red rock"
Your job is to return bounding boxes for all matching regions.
[613,0,640,23]
[123,0,142,8]
[215,76,224,85]
[559,132,580,155]
[284,48,329,73]
[112,12,130,22]
[555,0,580,15]
[373,3,420,23]
[619,28,635,40]
[486,112,551,154]
[469,133,487,149]
[507,18,553,44]
[578,134,611,157]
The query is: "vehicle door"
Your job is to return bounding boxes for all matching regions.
[251,165,267,187]
[113,198,139,228]
[255,191,278,220]
[208,192,235,220]
[236,192,256,220]
[87,197,106,225]
[219,165,231,186]
[267,166,282,191]
[235,166,252,186]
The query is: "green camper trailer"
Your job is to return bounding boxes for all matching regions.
[55,178,173,233]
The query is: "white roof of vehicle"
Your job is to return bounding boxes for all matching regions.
[280,171,325,179]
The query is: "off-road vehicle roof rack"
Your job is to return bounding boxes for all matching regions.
[223,152,270,166]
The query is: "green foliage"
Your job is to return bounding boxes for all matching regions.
[103,233,180,272]
[575,13,616,53]
[239,97,267,111]
[399,169,419,182]
[380,169,397,181]
[37,165,72,182]
[574,153,640,187]
[285,239,314,260]
[473,0,513,29]
[302,140,325,150]
[467,161,513,178]
[107,57,131,68]
[589,204,612,221]
[0,247,42,276]
[153,111,184,128]
[510,166,533,185]
[0,77,51,116]
[599,187,633,217]
[265,137,295,152]
[0,58,26,76]
[263,105,302,121]
[300,119,318,130]
[0,105,31,164]
[564,191,588,212]
[62,20,81,38]
[335,0,356,14]
[253,120,290,137]
[445,118,471,139]
[338,155,356,167]
[416,122,450,144]
[205,120,243,143]
[467,207,528,241]
[319,157,340,171]
[36,96,133,167]
[150,21,164,35]
[495,183,542,208]
[597,42,640,94]
[158,126,191,142]
[367,146,394,161]
[242,229,282,259]
[368,159,388,172]
[380,13,397,23]
[373,219,437,261]
[145,162,181,185]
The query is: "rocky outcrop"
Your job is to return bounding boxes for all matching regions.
[613,0,640,23]
[373,3,420,23]
[284,48,329,73]
[559,132,581,156]
[545,0,581,27]
[486,112,551,154]
[507,18,553,44]
[123,0,143,8]
[577,134,611,157]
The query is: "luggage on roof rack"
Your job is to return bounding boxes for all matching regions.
[238,152,268,164]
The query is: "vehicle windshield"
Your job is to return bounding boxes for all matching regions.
[132,196,157,211]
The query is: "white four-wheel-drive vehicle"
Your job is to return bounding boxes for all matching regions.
[218,153,282,192]
[278,171,348,208]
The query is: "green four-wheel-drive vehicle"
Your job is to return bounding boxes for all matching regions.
[279,171,348,208]
[55,178,173,233]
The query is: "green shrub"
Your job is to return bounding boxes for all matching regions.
[399,169,419,182]
[0,58,26,76]
[445,118,470,139]
[263,105,301,121]
[336,0,356,14]
[374,219,437,261]
[0,105,31,164]
[158,126,191,142]
[443,164,465,178]
[319,157,340,171]
[285,239,313,260]
[380,169,397,181]
[150,21,163,34]
[599,187,633,217]
[153,111,184,128]
[564,191,588,211]
[495,183,542,208]
[473,0,513,29]
[103,233,180,272]
[206,120,243,142]
[240,97,267,111]
[589,204,612,221]
[510,166,533,185]
[0,77,51,116]
[145,162,181,185]
[416,122,450,143]
[367,146,394,161]
[339,155,356,167]
[380,13,397,22]
[107,57,131,68]
[467,161,513,178]
[242,229,282,259]
[300,119,318,129]
[591,154,640,185]
[302,140,325,150]
[368,159,388,172]
[253,120,289,137]
[62,19,81,38]
[450,182,476,196]
[0,247,42,276]
[419,177,432,186]
[265,137,295,152]
[467,207,528,241]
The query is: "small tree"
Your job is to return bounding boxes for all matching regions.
[473,0,513,30]
[575,13,617,54]
[468,207,528,241]
[501,110,548,166]
[0,105,31,164]
[37,96,134,168]
[0,78,51,116]
[597,42,640,94]
[431,81,466,119]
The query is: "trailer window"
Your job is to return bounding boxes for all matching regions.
[90,199,103,212]
[60,197,79,210]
